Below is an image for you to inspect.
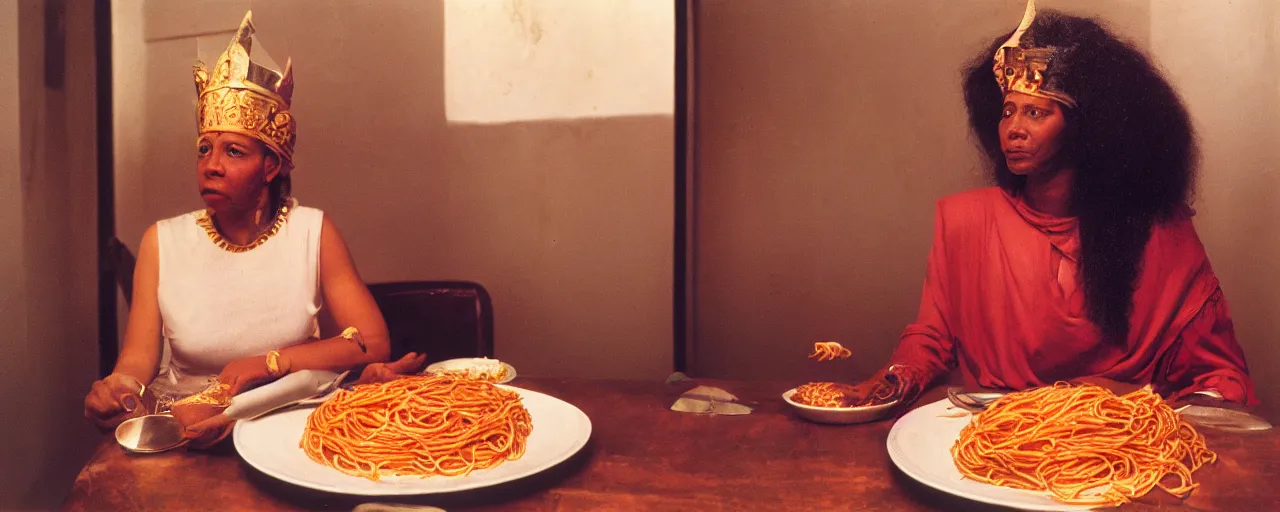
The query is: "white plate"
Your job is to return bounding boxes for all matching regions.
[886,398,1094,511]
[295,387,340,407]
[423,358,517,384]
[781,388,899,425]
[233,385,591,496]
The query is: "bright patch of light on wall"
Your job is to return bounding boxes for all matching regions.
[444,0,674,123]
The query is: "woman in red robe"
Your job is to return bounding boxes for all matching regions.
[841,4,1258,407]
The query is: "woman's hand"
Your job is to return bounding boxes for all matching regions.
[167,380,234,449]
[1168,392,1227,409]
[1165,389,1248,413]
[181,413,236,449]
[352,352,428,386]
[83,373,147,430]
[836,371,900,408]
[217,355,275,395]
[838,364,928,408]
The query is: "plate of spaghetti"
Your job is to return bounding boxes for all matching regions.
[232,375,590,495]
[887,383,1216,511]
[782,383,899,425]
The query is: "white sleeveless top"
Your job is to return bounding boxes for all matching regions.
[154,201,323,387]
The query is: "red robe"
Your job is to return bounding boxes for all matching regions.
[889,187,1258,404]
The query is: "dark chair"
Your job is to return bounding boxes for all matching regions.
[99,236,137,377]
[366,281,494,362]
[105,236,136,307]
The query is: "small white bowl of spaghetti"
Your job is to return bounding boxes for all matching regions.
[423,357,517,384]
[782,383,899,425]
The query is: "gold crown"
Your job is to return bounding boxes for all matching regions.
[991,0,1077,108]
[193,11,296,168]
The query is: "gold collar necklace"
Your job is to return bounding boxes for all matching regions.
[195,198,293,253]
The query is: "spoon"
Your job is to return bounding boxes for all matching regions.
[116,369,349,454]
[115,414,190,454]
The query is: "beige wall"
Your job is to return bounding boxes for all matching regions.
[1150,0,1280,408]
[0,1,32,505]
[1,0,102,509]
[112,0,674,380]
[692,0,1279,408]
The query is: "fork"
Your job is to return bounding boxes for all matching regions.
[946,387,1006,413]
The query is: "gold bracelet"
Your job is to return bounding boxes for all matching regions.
[340,326,367,353]
[265,350,284,377]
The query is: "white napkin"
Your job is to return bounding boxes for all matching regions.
[223,369,342,420]
[671,385,752,415]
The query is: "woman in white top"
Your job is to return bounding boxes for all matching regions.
[83,12,423,444]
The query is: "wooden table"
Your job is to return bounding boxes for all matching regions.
[63,378,1280,511]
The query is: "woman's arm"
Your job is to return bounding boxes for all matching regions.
[886,202,958,386]
[114,224,165,383]
[283,214,392,368]
[838,203,959,408]
[1160,286,1259,405]
[84,225,164,428]
[218,215,391,393]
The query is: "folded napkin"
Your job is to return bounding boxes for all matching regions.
[670,385,752,415]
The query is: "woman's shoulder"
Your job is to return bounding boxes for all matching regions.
[933,187,1007,230]
[1148,204,1207,254]
[936,187,1005,210]
[285,201,327,247]
[155,208,204,228]
[277,198,324,230]
[1138,205,1215,288]
[290,204,325,223]
[151,209,205,243]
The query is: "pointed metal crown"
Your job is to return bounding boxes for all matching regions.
[193,11,297,168]
[991,0,1077,108]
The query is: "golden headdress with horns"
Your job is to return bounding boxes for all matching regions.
[193,11,296,169]
[992,0,1077,108]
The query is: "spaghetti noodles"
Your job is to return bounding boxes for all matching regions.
[791,380,896,408]
[809,341,852,362]
[793,342,875,408]
[792,382,847,408]
[301,375,532,480]
[951,383,1215,507]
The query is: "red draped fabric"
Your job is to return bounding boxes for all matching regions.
[888,187,1258,404]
